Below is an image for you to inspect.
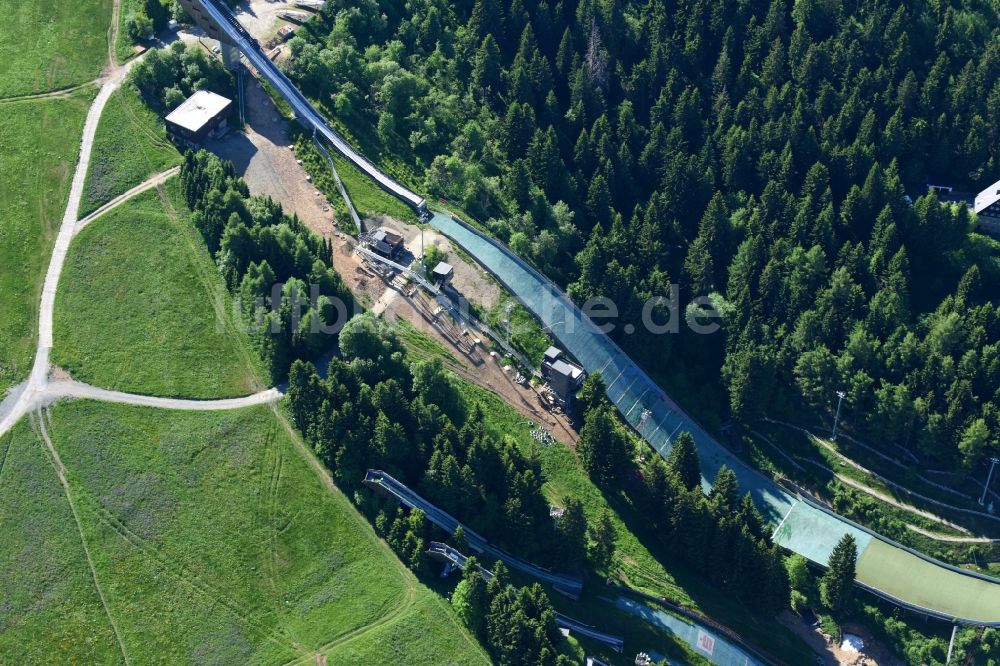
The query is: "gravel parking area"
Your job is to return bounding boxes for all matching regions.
[206,80,336,239]
[233,0,298,44]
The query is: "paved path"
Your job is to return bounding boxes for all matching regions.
[0,62,281,442]
[42,380,281,410]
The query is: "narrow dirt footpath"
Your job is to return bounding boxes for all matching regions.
[33,408,132,665]
[905,524,1000,544]
[832,472,976,535]
[108,0,121,68]
[75,166,180,235]
[0,80,100,104]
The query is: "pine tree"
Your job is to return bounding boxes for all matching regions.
[588,510,616,570]
[578,403,632,487]
[485,560,509,601]
[468,0,502,40]
[667,431,701,491]
[452,555,488,639]
[760,542,792,615]
[737,492,767,543]
[821,533,857,613]
[556,496,588,566]
[584,173,613,229]
[575,371,607,419]
[451,525,469,552]
[709,466,739,516]
[471,35,502,103]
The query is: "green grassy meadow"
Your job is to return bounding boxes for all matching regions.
[81,84,180,215]
[319,594,488,665]
[331,149,420,224]
[0,90,94,396]
[0,0,112,98]
[54,179,266,398]
[0,400,488,664]
[0,419,124,663]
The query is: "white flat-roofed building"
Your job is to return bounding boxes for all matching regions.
[165,90,232,146]
[975,178,1000,236]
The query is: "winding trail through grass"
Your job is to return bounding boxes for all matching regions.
[0,70,282,442]
[74,166,180,235]
[32,408,131,665]
[108,0,121,68]
[0,80,101,104]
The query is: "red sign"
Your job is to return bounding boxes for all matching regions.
[696,629,715,655]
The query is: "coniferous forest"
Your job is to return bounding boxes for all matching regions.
[285,0,1000,473]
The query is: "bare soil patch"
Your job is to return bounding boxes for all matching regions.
[778,612,904,666]
[371,215,502,310]
[233,0,298,44]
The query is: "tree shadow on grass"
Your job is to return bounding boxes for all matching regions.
[598,486,817,664]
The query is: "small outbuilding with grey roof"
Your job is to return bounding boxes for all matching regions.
[369,229,405,259]
[165,90,233,147]
[541,346,585,405]
[431,261,454,286]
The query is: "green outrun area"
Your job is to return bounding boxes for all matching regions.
[857,538,1000,624]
